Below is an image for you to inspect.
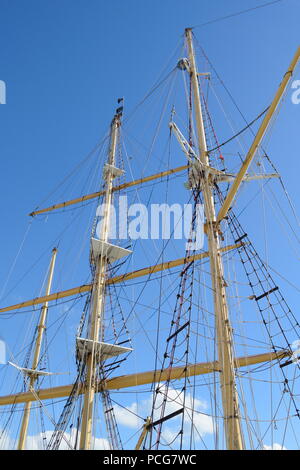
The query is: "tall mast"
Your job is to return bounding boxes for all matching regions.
[185,28,244,450]
[79,112,121,450]
[17,247,57,450]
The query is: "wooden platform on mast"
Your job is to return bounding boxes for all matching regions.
[90,238,132,263]
[8,361,56,377]
[76,337,132,362]
[103,163,124,180]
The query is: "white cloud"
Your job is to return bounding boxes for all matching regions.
[113,401,141,429]
[0,429,13,450]
[0,386,213,449]
[263,443,287,450]
[26,429,110,450]
[113,384,214,445]
[0,428,110,450]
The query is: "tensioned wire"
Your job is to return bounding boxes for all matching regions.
[190,0,287,29]
[86,63,186,446]
[1,35,172,450]
[198,64,298,446]
[143,66,216,448]
[4,24,298,448]
[197,37,300,241]
[225,215,300,447]
[199,43,300,276]
[258,153,299,449]
[196,69,250,446]
[15,41,184,326]
[0,253,56,432]
[132,48,276,448]
[27,38,185,223]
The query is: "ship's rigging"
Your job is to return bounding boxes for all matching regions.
[0,28,299,450]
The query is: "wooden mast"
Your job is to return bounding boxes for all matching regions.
[79,112,120,450]
[0,349,290,406]
[0,33,297,452]
[185,28,244,450]
[17,247,57,450]
[217,46,300,223]
[0,242,243,314]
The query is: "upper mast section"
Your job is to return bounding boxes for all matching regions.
[184,28,210,167]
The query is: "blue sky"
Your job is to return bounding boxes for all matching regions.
[0,0,299,248]
[0,0,300,449]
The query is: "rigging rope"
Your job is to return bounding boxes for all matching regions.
[207,107,269,154]
[191,1,287,29]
